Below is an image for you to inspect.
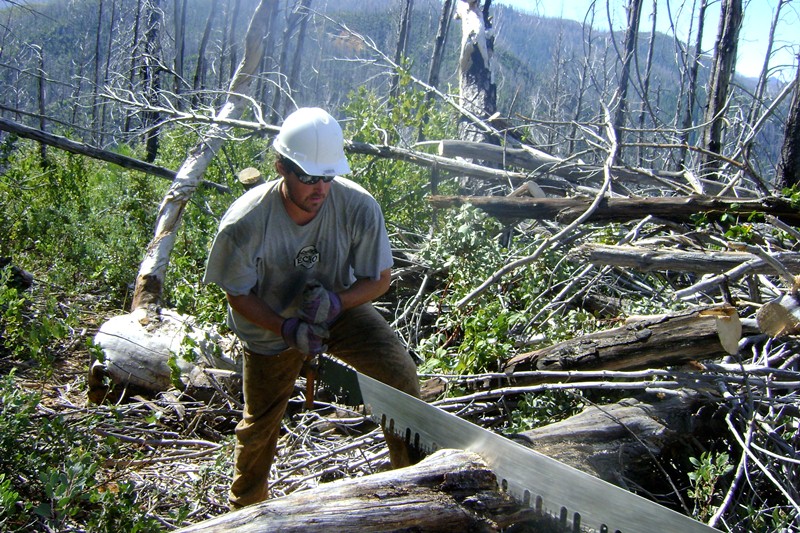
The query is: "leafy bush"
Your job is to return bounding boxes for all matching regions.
[342,75,458,233]
[0,267,71,371]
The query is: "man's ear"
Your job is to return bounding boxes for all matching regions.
[275,159,288,177]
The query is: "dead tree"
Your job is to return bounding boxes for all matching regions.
[192,0,219,108]
[676,0,708,170]
[390,0,414,102]
[611,0,642,154]
[142,0,163,162]
[173,0,188,102]
[131,0,275,310]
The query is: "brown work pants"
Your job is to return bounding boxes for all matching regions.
[229,303,421,508]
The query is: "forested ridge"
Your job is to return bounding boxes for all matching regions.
[1,0,800,531]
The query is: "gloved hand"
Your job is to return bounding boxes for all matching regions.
[300,281,342,325]
[281,317,329,355]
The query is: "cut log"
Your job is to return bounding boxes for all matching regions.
[90,308,239,402]
[503,307,759,374]
[428,194,800,225]
[175,449,554,533]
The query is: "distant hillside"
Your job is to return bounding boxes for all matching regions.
[0,0,784,173]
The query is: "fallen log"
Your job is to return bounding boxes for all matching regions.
[503,307,759,374]
[428,194,800,225]
[570,243,800,275]
[514,392,709,496]
[175,449,551,533]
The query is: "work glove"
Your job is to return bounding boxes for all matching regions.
[300,281,342,325]
[281,317,329,355]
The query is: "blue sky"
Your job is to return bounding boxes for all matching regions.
[494,0,799,79]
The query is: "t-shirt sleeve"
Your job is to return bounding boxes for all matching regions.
[350,198,394,280]
[203,229,258,296]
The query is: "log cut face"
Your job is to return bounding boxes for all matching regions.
[175,449,563,533]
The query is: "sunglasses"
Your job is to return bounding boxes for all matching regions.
[294,172,335,185]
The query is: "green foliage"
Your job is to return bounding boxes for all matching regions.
[505,390,585,434]
[341,75,458,232]
[688,451,734,522]
[0,267,71,372]
[782,184,800,208]
[416,205,597,374]
[0,139,161,300]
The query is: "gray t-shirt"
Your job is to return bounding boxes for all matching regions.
[203,177,393,354]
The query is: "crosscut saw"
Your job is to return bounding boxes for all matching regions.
[318,356,717,533]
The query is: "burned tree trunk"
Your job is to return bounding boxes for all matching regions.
[428,194,800,225]
[700,0,742,177]
[776,60,800,191]
[516,392,710,496]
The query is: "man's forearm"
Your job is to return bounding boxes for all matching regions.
[226,292,285,335]
[338,268,391,310]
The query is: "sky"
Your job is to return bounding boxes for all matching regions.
[494,0,799,79]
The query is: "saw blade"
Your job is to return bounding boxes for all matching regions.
[355,368,717,533]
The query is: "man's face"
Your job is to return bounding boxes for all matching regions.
[278,161,332,215]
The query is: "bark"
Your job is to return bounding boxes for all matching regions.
[426,0,454,94]
[227,0,243,84]
[776,61,800,191]
[174,0,188,100]
[270,0,309,123]
[34,46,46,163]
[283,0,312,117]
[456,0,498,191]
[428,194,800,225]
[503,307,758,374]
[123,0,144,133]
[91,0,105,145]
[438,139,686,190]
[677,0,707,170]
[174,449,544,533]
[571,243,800,275]
[99,0,117,141]
[131,0,276,310]
[700,0,742,176]
[636,0,656,166]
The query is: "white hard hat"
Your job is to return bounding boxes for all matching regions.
[273,107,351,176]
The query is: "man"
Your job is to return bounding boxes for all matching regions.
[203,107,420,508]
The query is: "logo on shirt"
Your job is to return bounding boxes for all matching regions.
[295,245,320,269]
